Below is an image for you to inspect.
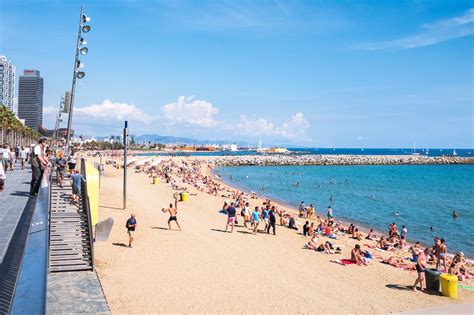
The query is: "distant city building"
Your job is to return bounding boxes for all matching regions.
[18,69,43,131]
[0,55,16,112]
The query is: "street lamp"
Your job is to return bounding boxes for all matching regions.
[65,6,92,157]
[53,96,65,149]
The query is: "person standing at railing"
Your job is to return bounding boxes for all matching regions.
[0,152,5,192]
[29,138,49,197]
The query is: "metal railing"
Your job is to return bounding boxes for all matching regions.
[9,166,52,315]
[80,158,95,271]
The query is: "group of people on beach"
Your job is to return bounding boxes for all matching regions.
[95,152,472,292]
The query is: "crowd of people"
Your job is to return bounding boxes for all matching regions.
[1,138,83,209]
[92,152,472,292]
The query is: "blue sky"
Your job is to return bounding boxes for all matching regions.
[1,0,472,147]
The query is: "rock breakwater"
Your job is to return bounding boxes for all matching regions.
[213,155,466,167]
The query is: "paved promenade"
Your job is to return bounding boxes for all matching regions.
[0,163,32,264]
[47,271,110,314]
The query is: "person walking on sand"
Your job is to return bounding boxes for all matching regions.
[224,202,237,233]
[413,248,431,292]
[126,213,137,248]
[162,194,182,231]
[252,206,260,235]
[267,206,277,235]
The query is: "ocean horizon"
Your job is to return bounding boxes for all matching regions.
[216,164,474,257]
[136,147,473,157]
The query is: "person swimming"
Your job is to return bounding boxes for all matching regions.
[394,211,400,216]
[452,211,459,219]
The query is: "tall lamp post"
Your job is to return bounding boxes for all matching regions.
[123,121,128,210]
[53,96,65,149]
[65,6,92,157]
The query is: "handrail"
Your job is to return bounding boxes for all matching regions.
[80,158,95,271]
[10,165,51,315]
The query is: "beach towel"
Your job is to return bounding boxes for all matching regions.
[458,285,474,291]
[331,259,356,266]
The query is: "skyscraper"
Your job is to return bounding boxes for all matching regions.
[0,55,16,112]
[18,70,44,131]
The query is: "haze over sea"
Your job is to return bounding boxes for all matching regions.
[216,164,474,257]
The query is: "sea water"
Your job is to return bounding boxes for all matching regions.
[216,165,474,256]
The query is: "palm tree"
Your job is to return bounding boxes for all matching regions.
[0,104,39,146]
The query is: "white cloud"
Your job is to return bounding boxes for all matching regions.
[236,115,276,136]
[160,96,219,128]
[43,106,57,115]
[354,8,474,50]
[277,112,310,138]
[423,8,474,30]
[235,112,310,139]
[75,99,155,123]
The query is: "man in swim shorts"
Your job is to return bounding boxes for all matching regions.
[413,248,431,292]
[436,238,447,271]
[162,194,182,231]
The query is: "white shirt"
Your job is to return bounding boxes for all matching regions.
[1,148,9,159]
[34,145,43,157]
[0,160,5,179]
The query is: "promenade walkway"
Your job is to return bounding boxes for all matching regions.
[0,162,36,313]
[0,163,32,264]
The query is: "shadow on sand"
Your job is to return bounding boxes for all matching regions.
[112,242,128,247]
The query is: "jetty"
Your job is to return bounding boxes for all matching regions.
[213,154,466,167]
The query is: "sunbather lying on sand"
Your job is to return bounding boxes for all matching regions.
[382,256,415,270]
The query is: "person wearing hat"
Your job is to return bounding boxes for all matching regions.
[29,137,49,196]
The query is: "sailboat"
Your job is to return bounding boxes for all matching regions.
[453,149,458,156]
[411,142,420,155]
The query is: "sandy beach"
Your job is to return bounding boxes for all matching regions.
[92,155,474,314]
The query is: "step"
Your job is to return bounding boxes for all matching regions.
[50,255,91,262]
[49,245,90,251]
[50,260,91,267]
[49,264,92,272]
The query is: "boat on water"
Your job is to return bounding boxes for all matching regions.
[411,142,420,156]
[453,149,458,156]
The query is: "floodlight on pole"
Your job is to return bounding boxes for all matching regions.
[82,14,91,23]
[65,5,92,157]
[79,47,88,55]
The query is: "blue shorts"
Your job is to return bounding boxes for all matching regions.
[72,185,81,195]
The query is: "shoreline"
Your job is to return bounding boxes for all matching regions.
[211,164,473,261]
